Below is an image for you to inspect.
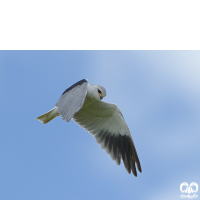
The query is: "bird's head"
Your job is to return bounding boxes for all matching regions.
[87,84,107,101]
[97,85,106,100]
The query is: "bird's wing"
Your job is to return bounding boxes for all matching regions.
[55,79,88,122]
[72,100,142,176]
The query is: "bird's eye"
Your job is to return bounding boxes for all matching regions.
[98,89,102,94]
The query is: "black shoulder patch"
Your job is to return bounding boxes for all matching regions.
[62,79,88,95]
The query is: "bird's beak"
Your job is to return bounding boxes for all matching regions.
[100,96,103,100]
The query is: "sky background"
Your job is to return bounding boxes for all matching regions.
[0,51,199,200]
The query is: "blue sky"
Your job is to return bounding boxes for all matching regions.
[0,51,199,200]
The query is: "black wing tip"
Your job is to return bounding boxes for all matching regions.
[137,160,142,173]
[133,144,142,174]
[119,134,142,177]
[98,131,141,177]
[62,79,88,95]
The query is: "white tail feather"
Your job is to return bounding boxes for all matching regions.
[36,107,59,124]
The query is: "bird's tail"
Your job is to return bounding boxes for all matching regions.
[36,107,59,124]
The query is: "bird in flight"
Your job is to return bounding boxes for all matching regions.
[36,79,142,176]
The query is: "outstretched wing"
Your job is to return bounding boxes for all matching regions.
[56,79,88,122]
[73,100,142,176]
